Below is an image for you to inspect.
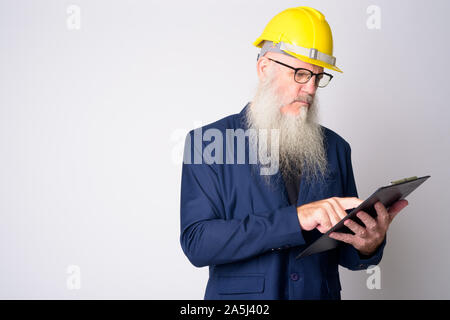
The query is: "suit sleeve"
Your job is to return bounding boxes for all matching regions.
[338,142,387,270]
[179,132,305,268]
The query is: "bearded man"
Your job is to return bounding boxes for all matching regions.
[180,6,408,300]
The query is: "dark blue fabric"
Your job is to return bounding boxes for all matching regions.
[180,103,386,300]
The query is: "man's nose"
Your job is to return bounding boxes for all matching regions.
[302,75,319,95]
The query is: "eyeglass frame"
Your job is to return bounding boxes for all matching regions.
[267,58,334,88]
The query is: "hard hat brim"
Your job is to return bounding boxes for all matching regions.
[253,38,343,73]
[284,50,343,73]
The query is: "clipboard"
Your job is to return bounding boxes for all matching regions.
[295,175,431,259]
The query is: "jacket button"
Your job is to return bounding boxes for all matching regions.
[290,273,299,281]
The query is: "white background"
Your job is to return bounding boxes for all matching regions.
[0,0,449,299]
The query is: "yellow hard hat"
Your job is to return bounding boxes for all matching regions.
[253,6,342,73]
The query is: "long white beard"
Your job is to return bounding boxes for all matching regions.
[245,70,328,186]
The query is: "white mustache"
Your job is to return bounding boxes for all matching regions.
[291,94,314,105]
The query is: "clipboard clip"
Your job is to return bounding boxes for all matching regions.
[390,176,418,185]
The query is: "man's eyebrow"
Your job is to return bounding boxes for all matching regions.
[296,66,322,73]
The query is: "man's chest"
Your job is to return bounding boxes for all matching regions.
[217,163,345,220]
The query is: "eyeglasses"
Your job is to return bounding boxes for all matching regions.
[267,58,333,88]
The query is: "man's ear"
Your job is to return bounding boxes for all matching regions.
[256,56,271,82]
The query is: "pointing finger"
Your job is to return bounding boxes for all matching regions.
[328,197,350,220]
[335,197,364,211]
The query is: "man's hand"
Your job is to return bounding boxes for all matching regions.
[297,197,363,233]
[328,200,408,256]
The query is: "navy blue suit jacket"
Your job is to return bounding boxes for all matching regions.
[180,104,386,300]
